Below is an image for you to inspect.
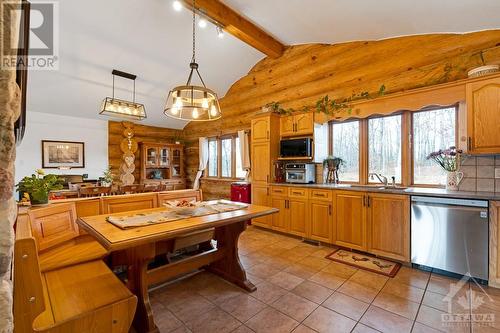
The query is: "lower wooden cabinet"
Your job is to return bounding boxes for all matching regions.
[335,191,367,251]
[271,197,288,233]
[251,185,271,227]
[289,198,308,237]
[309,200,333,243]
[367,193,410,262]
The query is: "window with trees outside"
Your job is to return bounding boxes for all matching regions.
[331,120,360,182]
[368,114,402,183]
[206,135,245,179]
[412,107,456,185]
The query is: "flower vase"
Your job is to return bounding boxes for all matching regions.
[446,171,464,191]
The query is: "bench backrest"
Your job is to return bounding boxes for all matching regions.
[101,192,159,214]
[158,189,203,206]
[28,202,79,251]
[13,216,47,333]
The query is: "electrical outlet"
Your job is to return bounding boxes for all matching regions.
[495,167,500,179]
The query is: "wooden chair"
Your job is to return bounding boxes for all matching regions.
[13,216,137,333]
[119,183,145,194]
[78,186,111,197]
[27,202,108,272]
[144,183,161,192]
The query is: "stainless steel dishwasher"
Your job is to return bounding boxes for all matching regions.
[411,196,489,281]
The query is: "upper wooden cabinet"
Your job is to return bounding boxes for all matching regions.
[367,193,410,262]
[250,114,279,185]
[466,77,500,154]
[251,142,270,184]
[251,116,271,142]
[280,112,314,137]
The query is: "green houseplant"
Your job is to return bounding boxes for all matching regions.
[16,169,63,205]
[101,167,114,186]
[322,156,344,184]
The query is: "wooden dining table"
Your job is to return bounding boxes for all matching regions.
[77,202,278,333]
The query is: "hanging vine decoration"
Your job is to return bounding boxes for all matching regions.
[264,84,386,117]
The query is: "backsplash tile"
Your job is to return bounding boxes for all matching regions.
[462,156,476,166]
[477,179,495,192]
[477,165,495,178]
[496,179,500,193]
[477,156,495,166]
[459,178,476,192]
[460,165,476,178]
[459,155,500,193]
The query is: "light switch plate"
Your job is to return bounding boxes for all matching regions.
[495,167,500,179]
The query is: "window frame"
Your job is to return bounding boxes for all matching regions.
[329,119,362,184]
[205,134,244,180]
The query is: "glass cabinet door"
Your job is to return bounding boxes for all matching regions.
[146,147,157,166]
[171,148,181,177]
[159,148,169,167]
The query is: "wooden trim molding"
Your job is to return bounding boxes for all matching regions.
[490,201,500,288]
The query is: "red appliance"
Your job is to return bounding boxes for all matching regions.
[231,182,251,203]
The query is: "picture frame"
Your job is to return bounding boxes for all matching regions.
[42,140,85,168]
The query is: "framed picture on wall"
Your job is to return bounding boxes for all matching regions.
[42,140,85,168]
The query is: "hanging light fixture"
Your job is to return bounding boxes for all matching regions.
[100,69,146,120]
[164,0,221,121]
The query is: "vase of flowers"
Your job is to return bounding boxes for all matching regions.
[16,169,63,205]
[322,156,344,184]
[101,167,114,187]
[427,146,464,191]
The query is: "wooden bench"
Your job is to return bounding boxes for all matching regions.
[27,203,108,272]
[13,215,137,333]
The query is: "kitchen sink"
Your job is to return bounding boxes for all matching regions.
[345,184,408,191]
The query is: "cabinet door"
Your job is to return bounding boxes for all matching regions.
[280,116,295,137]
[294,113,314,136]
[251,185,271,228]
[367,194,410,262]
[251,142,270,184]
[271,197,288,233]
[289,198,308,237]
[146,147,158,167]
[251,117,270,142]
[466,77,500,154]
[159,147,170,167]
[335,191,367,251]
[309,200,333,243]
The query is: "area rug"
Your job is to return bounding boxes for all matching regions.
[326,248,401,277]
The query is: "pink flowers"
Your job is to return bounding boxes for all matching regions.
[427,146,463,172]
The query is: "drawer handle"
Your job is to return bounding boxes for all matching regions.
[314,193,326,197]
[292,191,302,195]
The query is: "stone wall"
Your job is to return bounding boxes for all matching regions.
[0,1,21,332]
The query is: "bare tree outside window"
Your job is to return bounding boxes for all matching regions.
[208,139,218,177]
[332,121,360,182]
[221,138,232,177]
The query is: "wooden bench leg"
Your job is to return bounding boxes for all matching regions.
[208,220,256,292]
[128,243,159,333]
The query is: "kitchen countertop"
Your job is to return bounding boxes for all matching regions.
[269,182,500,201]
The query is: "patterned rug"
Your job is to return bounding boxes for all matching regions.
[326,249,401,277]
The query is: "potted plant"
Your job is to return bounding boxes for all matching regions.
[16,169,63,205]
[322,156,344,184]
[427,146,464,190]
[101,167,114,187]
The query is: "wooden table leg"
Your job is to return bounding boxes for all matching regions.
[208,220,256,292]
[127,243,159,333]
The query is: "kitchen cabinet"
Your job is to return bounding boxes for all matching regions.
[140,142,185,187]
[367,193,410,262]
[489,201,500,288]
[335,191,367,251]
[309,200,333,243]
[251,142,270,184]
[289,198,308,237]
[251,116,271,142]
[280,112,314,137]
[466,77,500,154]
[251,185,271,228]
[271,197,288,233]
[250,114,279,187]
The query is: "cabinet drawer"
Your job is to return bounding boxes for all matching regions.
[310,189,332,201]
[288,188,309,198]
[270,186,287,197]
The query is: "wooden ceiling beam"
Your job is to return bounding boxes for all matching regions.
[181,0,285,58]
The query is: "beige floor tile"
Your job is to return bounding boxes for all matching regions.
[412,322,444,333]
[393,266,430,290]
[310,247,336,258]
[360,305,413,333]
[372,291,420,320]
[153,307,184,333]
[471,304,500,330]
[239,254,265,269]
[427,274,468,296]
[197,280,246,305]
[268,271,305,290]
[168,326,192,333]
[348,270,388,290]
[471,284,500,313]
[168,294,216,323]
[279,248,310,262]
[184,307,241,333]
[218,294,267,322]
[291,280,333,304]
[262,256,295,270]
[231,325,255,333]
[298,256,331,270]
[308,271,346,290]
[320,261,358,279]
[271,292,318,322]
[250,281,288,304]
[247,272,264,285]
[322,291,369,321]
[293,244,323,255]
[291,324,316,333]
[382,278,425,303]
[337,280,380,303]
[422,289,468,314]
[247,262,283,279]
[285,263,320,280]
[416,304,470,333]
[302,306,357,333]
[245,307,299,333]
[352,323,381,333]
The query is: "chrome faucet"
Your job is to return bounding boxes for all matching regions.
[369,173,388,186]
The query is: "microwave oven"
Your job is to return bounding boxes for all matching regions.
[280,138,313,158]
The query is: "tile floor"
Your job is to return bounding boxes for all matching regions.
[149,226,500,333]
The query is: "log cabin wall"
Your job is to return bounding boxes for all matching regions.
[182,31,500,197]
[108,121,183,182]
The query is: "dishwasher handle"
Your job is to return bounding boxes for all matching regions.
[411,195,488,208]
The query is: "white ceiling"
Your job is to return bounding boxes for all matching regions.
[28,0,500,129]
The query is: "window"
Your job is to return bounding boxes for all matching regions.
[205,135,245,179]
[368,114,402,183]
[331,120,360,182]
[412,107,457,185]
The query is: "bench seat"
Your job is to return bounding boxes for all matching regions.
[39,235,108,272]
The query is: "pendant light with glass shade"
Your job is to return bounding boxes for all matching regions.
[164,0,221,121]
